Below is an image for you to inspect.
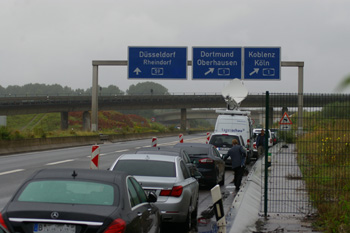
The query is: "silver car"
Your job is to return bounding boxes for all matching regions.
[109,154,199,231]
[209,132,248,166]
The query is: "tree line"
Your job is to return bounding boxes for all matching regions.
[0,82,169,96]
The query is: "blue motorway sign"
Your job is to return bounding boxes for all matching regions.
[128,47,187,79]
[192,47,242,80]
[243,47,281,80]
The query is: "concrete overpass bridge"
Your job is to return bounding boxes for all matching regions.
[0,94,347,130]
[154,109,292,128]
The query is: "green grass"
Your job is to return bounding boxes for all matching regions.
[2,111,211,140]
[297,119,350,232]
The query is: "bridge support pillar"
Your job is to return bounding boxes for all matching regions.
[83,111,91,131]
[60,112,69,130]
[181,108,187,131]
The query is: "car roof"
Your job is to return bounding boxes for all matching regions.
[29,168,128,184]
[174,142,212,148]
[211,132,240,136]
[118,153,178,162]
[136,146,183,155]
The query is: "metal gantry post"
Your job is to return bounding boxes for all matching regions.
[91,65,99,132]
[281,61,304,134]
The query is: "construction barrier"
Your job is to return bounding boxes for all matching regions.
[90,145,100,169]
[206,132,211,144]
[179,134,184,143]
[152,137,157,147]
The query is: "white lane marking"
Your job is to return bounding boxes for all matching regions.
[46,159,75,166]
[115,149,130,153]
[0,169,25,176]
[158,141,179,146]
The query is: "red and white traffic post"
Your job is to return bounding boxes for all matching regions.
[90,145,100,169]
[179,134,184,143]
[152,137,158,147]
[206,132,211,144]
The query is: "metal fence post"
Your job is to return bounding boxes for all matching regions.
[264,91,269,217]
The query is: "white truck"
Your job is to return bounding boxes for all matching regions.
[214,109,254,161]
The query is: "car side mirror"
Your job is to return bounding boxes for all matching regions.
[147,191,157,203]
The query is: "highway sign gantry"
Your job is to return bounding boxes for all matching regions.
[192,47,242,80]
[244,47,281,80]
[128,46,187,79]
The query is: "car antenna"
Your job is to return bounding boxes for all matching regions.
[72,170,78,179]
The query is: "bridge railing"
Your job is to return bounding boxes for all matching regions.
[0,92,223,98]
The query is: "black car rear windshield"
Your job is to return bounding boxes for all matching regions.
[17,180,115,206]
[181,147,210,157]
[210,135,240,147]
[113,160,176,177]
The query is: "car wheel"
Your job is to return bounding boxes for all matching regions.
[183,208,192,232]
[191,198,198,220]
[219,170,225,186]
[191,199,198,230]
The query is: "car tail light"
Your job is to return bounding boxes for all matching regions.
[247,139,250,146]
[0,213,9,232]
[199,158,214,164]
[160,186,183,197]
[253,143,257,149]
[103,218,126,233]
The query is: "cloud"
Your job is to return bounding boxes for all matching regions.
[1,0,350,94]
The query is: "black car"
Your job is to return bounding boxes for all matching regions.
[174,143,226,187]
[0,169,160,233]
[135,146,202,178]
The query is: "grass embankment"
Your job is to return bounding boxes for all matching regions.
[1,111,186,140]
[297,116,350,232]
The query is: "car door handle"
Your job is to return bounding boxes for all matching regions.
[148,208,152,212]
[137,212,142,217]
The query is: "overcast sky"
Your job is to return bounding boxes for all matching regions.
[1,0,350,95]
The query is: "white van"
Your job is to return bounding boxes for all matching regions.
[214,110,254,160]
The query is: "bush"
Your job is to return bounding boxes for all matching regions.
[322,101,350,119]
[11,130,24,140]
[150,123,168,133]
[34,128,47,138]
[278,130,296,143]
[0,126,11,140]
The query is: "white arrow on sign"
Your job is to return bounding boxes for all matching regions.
[205,68,215,75]
[133,68,141,75]
[249,68,259,76]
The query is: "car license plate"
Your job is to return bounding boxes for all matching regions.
[33,223,76,233]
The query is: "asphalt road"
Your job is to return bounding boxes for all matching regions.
[0,133,244,233]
